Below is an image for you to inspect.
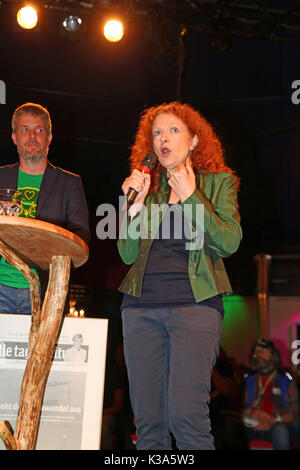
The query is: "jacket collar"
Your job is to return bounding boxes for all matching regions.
[4,162,19,189]
[4,160,58,217]
[151,167,200,204]
[36,161,57,216]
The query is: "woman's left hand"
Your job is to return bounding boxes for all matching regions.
[168,157,196,202]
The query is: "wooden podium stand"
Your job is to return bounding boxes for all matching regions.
[0,216,89,450]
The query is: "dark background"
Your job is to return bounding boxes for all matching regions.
[1,0,300,301]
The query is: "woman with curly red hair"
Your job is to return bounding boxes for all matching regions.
[118,101,242,450]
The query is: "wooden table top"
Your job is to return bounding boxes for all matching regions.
[0,216,89,270]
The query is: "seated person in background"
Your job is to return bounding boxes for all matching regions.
[242,338,299,450]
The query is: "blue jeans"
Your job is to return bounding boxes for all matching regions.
[0,283,33,315]
[245,423,293,450]
[122,304,222,450]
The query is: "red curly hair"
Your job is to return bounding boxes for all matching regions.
[129,101,239,193]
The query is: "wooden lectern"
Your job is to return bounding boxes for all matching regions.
[0,216,89,450]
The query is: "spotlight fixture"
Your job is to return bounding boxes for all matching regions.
[17,5,38,30]
[103,19,124,42]
[63,15,82,32]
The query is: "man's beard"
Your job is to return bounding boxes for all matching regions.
[20,148,47,163]
[255,358,275,376]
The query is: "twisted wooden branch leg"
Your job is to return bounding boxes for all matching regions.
[14,255,71,450]
[0,239,40,355]
[0,240,41,450]
[0,253,70,450]
[0,421,19,450]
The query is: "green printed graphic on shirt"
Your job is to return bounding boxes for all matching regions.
[18,170,43,219]
[0,169,44,288]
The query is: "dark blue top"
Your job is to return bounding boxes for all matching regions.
[122,204,224,317]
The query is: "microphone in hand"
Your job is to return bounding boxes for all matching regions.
[126,153,157,209]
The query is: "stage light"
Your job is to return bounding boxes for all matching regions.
[17,6,38,30]
[63,15,82,32]
[103,19,124,42]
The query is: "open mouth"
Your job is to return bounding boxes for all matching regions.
[161,147,171,157]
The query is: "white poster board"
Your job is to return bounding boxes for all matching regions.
[0,314,108,450]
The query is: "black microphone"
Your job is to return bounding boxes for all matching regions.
[126,153,157,209]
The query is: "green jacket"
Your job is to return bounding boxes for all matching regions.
[118,171,242,303]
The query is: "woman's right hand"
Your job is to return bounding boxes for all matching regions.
[122,169,151,206]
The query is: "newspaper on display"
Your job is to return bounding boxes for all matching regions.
[0,314,108,450]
